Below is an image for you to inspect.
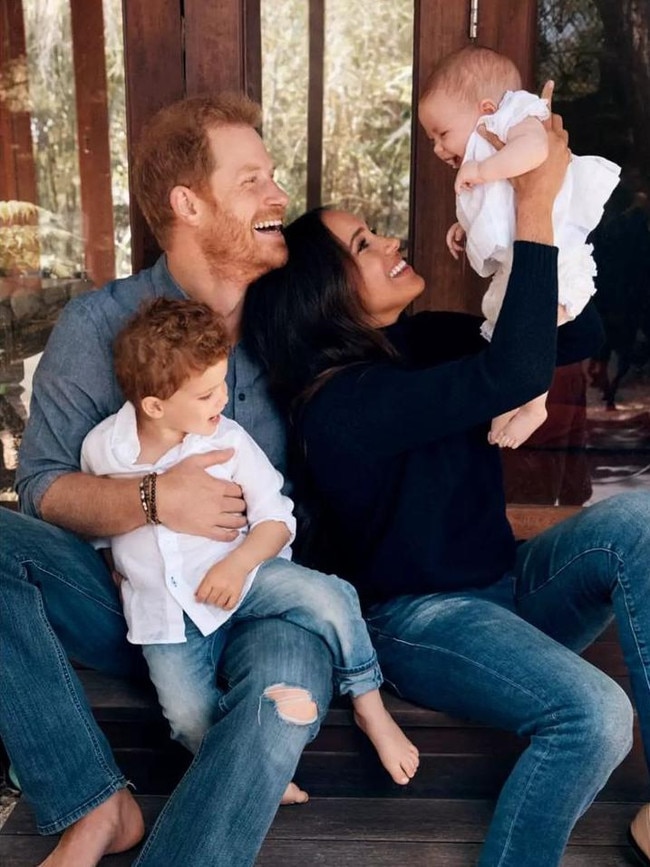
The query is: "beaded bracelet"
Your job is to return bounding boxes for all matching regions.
[139,472,161,525]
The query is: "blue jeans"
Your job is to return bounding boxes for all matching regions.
[143,556,381,752]
[366,491,650,867]
[0,508,333,865]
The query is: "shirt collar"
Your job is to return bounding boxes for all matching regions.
[151,255,189,300]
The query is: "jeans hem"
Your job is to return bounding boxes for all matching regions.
[334,657,383,697]
[36,777,129,835]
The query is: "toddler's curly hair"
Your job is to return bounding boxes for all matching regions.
[114,297,230,404]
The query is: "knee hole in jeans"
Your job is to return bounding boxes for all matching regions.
[262,684,318,725]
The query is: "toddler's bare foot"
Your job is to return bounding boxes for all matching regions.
[38,788,144,867]
[353,693,419,785]
[280,781,309,805]
[492,403,548,449]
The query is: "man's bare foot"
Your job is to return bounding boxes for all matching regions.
[38,788,144,867]
[280,781,309,805]
[353,692,419,785]
[492,402,548,449]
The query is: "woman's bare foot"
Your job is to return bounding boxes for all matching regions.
[280,781,309,805]
[353,691,419,785]
[38,788,144,867]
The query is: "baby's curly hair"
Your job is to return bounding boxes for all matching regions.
[114,297,230,405]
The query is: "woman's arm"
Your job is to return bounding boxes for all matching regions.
[303,110,571,458]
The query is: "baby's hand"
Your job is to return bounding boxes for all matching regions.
[446,222,466,260]
[454,160,485,194]
[195,558,247,610]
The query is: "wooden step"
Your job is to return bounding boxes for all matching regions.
[0,796,642,866]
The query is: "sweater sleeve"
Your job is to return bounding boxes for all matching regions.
[302,241,558,459]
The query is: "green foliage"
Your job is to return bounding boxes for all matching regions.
[261,0,414,237]
[19,0,130,278]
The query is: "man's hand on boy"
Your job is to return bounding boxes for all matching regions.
[446,222,466,259]
[157,450,247,542]
[195,558,247,610]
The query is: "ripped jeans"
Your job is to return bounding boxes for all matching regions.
[0,509,333,867]
[143,556,382,752]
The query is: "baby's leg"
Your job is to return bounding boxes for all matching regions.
[491,392,549,449]
[352,690,419,785]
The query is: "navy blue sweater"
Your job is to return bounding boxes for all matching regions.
[297,242,604,607]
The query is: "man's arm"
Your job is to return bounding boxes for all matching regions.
[40,458,246,540]
[18,296,246,540]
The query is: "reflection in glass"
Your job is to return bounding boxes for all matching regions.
[0,0,128,500]
[504,0,650,506]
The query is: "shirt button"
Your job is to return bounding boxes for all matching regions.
[238,393,246,401]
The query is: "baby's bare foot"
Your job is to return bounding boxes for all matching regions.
[354,695,419,785]
[38,788,144,867]
[493,403,548,449]
[280,781,309,805]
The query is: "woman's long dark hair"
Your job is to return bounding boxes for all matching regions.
[243,207,399,570]
[243,207,397,417]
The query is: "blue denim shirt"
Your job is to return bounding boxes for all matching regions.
[16,255,288,517]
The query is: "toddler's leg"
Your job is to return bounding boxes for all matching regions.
[236,559,419,785]
[142,620,226,753]
[490,393,549,449]
[352,690,419,785]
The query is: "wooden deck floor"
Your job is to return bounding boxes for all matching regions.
[1,630,647,866]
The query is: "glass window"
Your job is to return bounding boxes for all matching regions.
[503,0,650,506]
[0,0,128,502]
[261,0,414,238]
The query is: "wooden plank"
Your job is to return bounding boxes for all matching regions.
[121,0,183,272]
[506,503,582,540]
[306,0,324,211]
[3,797,641,845]
[70,0,116,287]
[0,0,37,204]
[0,836,637,867]
[1,798,641,866]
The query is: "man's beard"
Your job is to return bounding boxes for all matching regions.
[199,199,287,284]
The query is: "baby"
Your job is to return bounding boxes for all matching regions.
[81,297,419,799]
[418,45,620,448]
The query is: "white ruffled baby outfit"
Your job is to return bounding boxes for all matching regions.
[456,90,620,340]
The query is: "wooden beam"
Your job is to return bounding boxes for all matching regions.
[306,0,324,211]
[121,0,183,272]
[506,503,581,540]
[183,0,262,101]
[70,0,115,287]
[184,0,244,96]
[476,0,538,89]
[0,0,37,203]
[409,0,538,315]
[244,0,262,104]
[410,0,484,315]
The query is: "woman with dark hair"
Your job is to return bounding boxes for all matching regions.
[244,111,650,867]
